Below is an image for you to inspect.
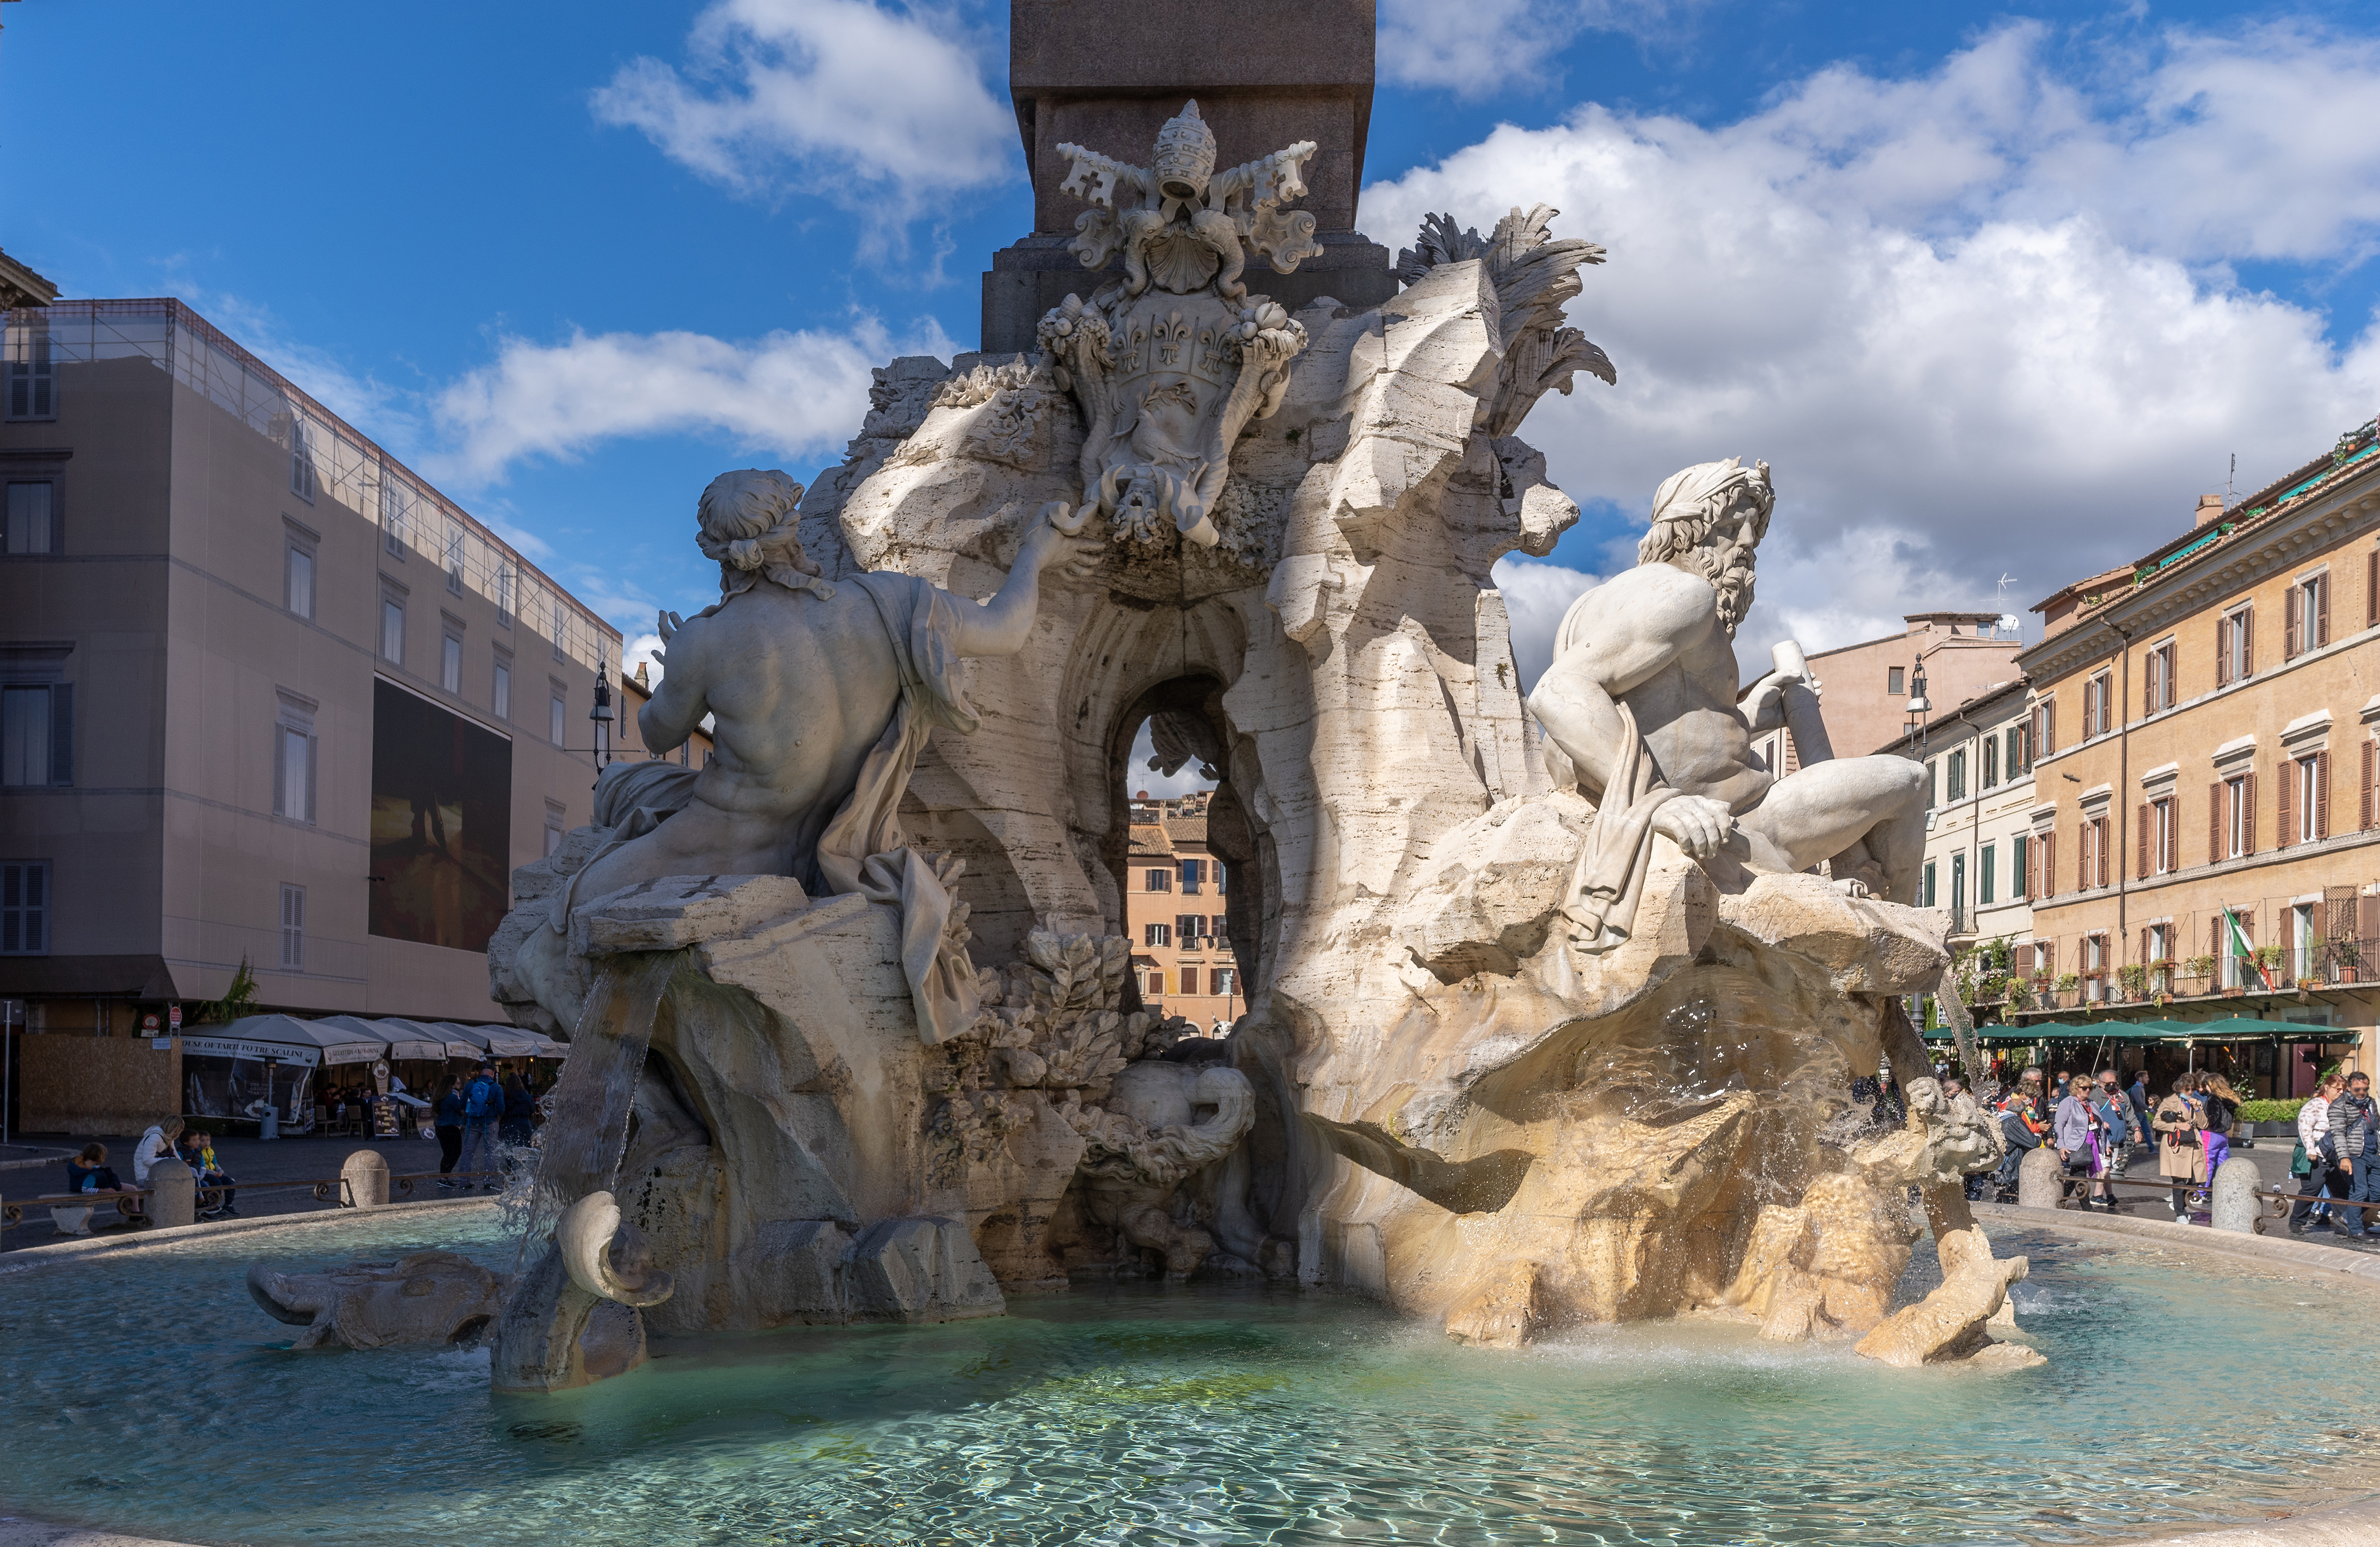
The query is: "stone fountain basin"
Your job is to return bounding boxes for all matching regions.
[2,1204,2378,1547]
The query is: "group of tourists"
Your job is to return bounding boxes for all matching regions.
[431,1063,542,1190]
[1970,1064,2244,1218]
[2288,1070,2380,1237]
[49,1116,239,1235]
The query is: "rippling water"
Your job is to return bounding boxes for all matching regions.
[2,1211,2374,1545]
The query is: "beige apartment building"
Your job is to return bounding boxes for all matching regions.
[1778,612,2025,763]
[1124,794,1245,1026]
[2011,420,2380,1091]
[1876,678,2038,976]
[0,298,619,1042]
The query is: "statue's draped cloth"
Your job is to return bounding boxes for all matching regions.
[585,572,982,1046]
[1551,593,1681,955]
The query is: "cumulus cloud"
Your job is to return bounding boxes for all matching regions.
[427,313,958,484]
[1377,0,1693,97]
[592,0,1013,213]
[1492,554,1602,691]
[1369,22,2380,655]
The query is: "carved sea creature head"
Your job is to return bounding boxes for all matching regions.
[1638,456,1775,636]
[696,468,819,599]
[1154,99,1217,205]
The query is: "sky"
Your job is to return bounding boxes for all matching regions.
[11,0,2380,801]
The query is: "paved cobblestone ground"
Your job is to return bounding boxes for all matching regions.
[0,1129,491,1253]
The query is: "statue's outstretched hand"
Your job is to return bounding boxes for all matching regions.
[1652,795,1736,861]
[653,609,685,665]
[1020,505,1101,581]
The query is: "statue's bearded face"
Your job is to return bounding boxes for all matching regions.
[1693,500,1761,636]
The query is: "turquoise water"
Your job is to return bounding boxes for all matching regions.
[2,1210,2375,1546]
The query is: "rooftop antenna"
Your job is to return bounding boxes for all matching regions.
[2227,453,2235,504]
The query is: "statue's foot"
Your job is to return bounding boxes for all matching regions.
[1830,876,1872,900]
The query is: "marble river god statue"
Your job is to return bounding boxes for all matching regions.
[424,96,2030,1394]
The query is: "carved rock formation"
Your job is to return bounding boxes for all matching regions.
[247,1251,510,1351]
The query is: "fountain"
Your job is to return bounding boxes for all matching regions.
[7,31,2380,1547]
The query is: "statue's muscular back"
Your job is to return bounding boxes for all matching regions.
[596,583,904,888]
[1573,563,1774,813]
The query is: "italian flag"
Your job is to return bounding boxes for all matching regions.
[2225,907,2272,989]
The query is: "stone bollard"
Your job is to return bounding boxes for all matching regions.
[2017,1146,2062,1209]
[2212,1155,2264,1234]
[147,1157,196,1228]
[341,1149,391,1209]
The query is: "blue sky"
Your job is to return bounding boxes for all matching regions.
[11,0,2380,704]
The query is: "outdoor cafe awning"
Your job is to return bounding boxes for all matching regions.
[1930,1017,2360,1046]
[182,1015,389,1068]
[314,1015,448,1062]
[431,1021,553,1059]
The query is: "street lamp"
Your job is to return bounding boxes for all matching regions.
[590,664,614,771]
[1903,660,1930,759]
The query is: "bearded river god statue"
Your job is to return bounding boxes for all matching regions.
[449,96,2031,1397]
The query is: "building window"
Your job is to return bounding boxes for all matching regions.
[2218,908,2252,988]
[1,683,70,787]
[285,541,314,619]
[2287,574,2330,658]
[493,658,512,721]
[1979,843,1996,905]
[2294,902,2319,982]
[280,883,306,971]
[440,633,463,694]
[1950,851,1966,930]
[2147,795,2175,875]
[2217,604,2253,686]
[1887,666,1904,696]
[2278,752,2330,847]
[1211,913,1228,943]
[1213,967,1237,998]
[1180,859,1203,895]
[496,566,516,628]
[2220,774,2254,860]
[2084,933,2108,1001]
[289,422,316,502]
[444,529,466,595]
[273,694,317,823]
[1179,966,1201,996]
[2144,640,2176,714]
[1982,736,1998,790]
[1921,861,1936,909]
[2032,700,2055,760]
[1175,913,1209,943]
[2006,725,2027,779]
[2011,833,2029,898]
[0,860,48,954]
[2082,671,2112,739]
[549,688,566,747]
[1147,970,1166,998]
[380,597,405,665]
[544,800,566,857]
[381,475,410,558]
[5,480,55,554]
[1925,760,1937,809]
[7,324,55,419]
[1144,867,1172,893]
[1144,922,1173,948]
[1947,749,1966,802]
[553,598,569,661]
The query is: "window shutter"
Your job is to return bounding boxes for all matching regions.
[2042,832,2056,897]
[2317,749,2331,839]
[2287,592,2303,658]
[306,734,319,825]
[2137,805,2150,879]
[272,726,287,817]
[2242,610,2253,674]
[2319,576,2331,648]
[2210,782,2223,862]
[2369,549,2377,629]
[2139,927,2150,971]
[2216,615,2230,686]
[2015,941,2033,976]
[2243,772,2257,855]
[2076,824,2088,892]
[2364,741,2376,830]
[49,683,71,786]
[2097,819,2110,889]
[2277,759,2294,849]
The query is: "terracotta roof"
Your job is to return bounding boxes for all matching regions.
[1130,825,1174,859]
[1163,816,1208,846]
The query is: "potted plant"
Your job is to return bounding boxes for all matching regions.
[2118,962,2150,999]
[2055,971,2080,1009]
[2254,944,2289,988]
[2336,938,2361,985]
[2181,954,2216,994]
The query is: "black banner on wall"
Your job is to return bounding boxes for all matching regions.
[368,678,511,952]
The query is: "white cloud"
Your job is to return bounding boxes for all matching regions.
[1367,22,2380,647]
[592,0,1014,213]
[1128,719,1214,802]
[426,314,958,485]
[1377,0,1692,97]
[624,631,667,686]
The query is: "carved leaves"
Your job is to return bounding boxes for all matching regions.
[1395,203,1618,438]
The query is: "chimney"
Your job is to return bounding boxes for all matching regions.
[2196,493,2226,527]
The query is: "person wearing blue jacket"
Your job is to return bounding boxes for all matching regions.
[433,1075,468,1188]
[457,1064,503,1190]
